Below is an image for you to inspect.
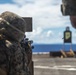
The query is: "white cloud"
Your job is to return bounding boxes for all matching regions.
[26,27,43,40]
[46,30,54,37]
[72,31,76,43]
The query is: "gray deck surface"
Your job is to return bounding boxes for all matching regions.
[33,57,76,75]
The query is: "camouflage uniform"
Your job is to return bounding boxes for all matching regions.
[0,11,30,75]
[0,36,30,75]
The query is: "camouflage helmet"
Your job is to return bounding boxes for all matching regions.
[0,11,26,41]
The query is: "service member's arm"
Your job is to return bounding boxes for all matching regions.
[8,41,29,75]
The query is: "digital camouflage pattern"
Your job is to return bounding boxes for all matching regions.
[0,35,30,75]
[61,0,76,15]
[0,11,26,42]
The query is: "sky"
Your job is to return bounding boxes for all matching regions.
[0,0,76,44]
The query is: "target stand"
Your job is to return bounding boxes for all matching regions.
[61,27,75,58]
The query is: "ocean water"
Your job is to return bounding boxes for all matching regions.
[32,44,76,52]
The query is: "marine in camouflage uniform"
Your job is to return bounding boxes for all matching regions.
[0,11,30,75]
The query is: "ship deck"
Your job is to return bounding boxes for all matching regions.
[33,54,76,75]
